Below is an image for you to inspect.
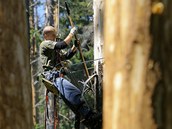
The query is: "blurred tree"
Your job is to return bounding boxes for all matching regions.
[0,0,33,129]
[104,0,153,129]
[104,0,172,129]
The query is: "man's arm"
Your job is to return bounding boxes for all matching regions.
[64,33,73,45]
[54,27,77,49]
[65,45,77,59]
[54,41,68,49]
[64,27,77,45]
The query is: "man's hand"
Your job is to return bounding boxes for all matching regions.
[70,27,77,36]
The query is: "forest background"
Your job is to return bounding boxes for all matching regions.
[29,0,95,128]
[1,0,172,129]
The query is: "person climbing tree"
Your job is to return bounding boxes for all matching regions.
[40,26,101,128]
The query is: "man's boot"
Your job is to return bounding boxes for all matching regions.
[82,111,102,129]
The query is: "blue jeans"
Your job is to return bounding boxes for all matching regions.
[43,70,91,117]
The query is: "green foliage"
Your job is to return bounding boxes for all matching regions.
[35,123,44,129]
[59,101,75,129]
[59,0,93,37]
[30,29,42,45]
[70,47,94,70]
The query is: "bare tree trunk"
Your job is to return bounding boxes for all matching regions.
[104,0,156,129]
[0,1,33,129]
[45,0,55,26]
[94,0,104,72]
[93,0,104,113]
[54,0,60,32]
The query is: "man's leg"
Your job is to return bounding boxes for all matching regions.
[53,76,101,128]
[54,77,82,105]
[54,77,93,116]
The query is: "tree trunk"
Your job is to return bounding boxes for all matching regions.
[54,0,60,32]
[93,0,104,113]
[45,0,55,26]
[29,0,37,125]
[150,1,172,129]
[94,0,104,72]
[104,0,156,129]
[44,1,59,129]
[0,1,33,129]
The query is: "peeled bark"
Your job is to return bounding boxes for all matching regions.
[0,1,33,129]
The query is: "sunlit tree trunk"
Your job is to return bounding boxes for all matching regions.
[104,0,156,129]
[0,1,33,129]
[94,0,104,73]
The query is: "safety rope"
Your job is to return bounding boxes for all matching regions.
[45,89,59,129]
[54,95,58,129]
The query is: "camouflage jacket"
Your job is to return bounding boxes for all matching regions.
[40,40,75,71]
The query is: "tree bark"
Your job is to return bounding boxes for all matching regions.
[150,1,172,129]
[45,0,55,26]
[93,0,104,113]
[0,1,33,129]
[94,0,104,74]
[104,0,156,129]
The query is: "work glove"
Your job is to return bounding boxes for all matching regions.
[70,27,77,36]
